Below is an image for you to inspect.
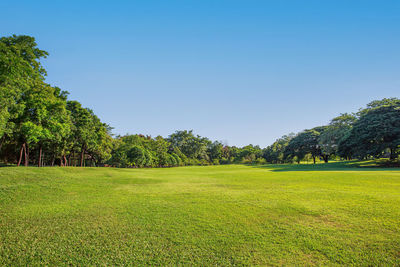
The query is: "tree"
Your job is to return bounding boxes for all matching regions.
[319,113,357,158]
[10,82,70,167]
[263,133,294,163]
[238,144,262,163]
[207,141,223,163]
[340,99,400,160]
[0,35,48,153]
[127,146,147,167]
[168,130,211,160]
[67,101,98,167]
[86,119,113,166]
[285,128,323,164]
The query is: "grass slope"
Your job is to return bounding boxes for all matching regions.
[0,163,399,265]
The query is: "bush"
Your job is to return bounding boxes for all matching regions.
[219,157,230,165]
[255,158,266,164]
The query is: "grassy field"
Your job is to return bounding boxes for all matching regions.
[0,163,399,266]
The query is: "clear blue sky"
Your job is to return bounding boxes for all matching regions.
[1,0,399,147]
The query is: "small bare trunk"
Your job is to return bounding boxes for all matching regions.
[38,145,42,167]
[24,143,28,167]
[80,147,85,167]
[0,136,5,151]
[17,143,25,166]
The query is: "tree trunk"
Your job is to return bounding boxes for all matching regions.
[63,155,68,166]
[38,145,42,167]
[17,143,25,167]
[80,146,85,167]
[323,155,328,163]
[24,143,29,166]
[0,135,5,152]
[312,156,316,164]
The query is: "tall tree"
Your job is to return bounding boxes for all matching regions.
[340,98,400,160]
[168,130,211,160]
[67,101,98,167]
[207,141,223,163]
[263,133,295,163]
[285,128,324,164]
[0,35,48,151]
[319,113,357,158]
[13,83,70,166]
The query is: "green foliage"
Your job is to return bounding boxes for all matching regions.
[0,35,113,166]
[278,98,400,164]
[284,128,323,163]
[319,113,356,156]
[168,130,211,160]
[0,35,48,141]
[262,133,295,164]
[238,144,262,163]
[339,99,400,160]
[109,134,182,167]
[207,141,223,161]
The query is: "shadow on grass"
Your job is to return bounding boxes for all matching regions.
[252,160,400,172]
[0,163,15,167]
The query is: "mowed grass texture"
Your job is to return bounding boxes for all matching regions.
[0,163,400,266]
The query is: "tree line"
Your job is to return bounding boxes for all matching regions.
[0,35,399,167]
[263,98,400,164]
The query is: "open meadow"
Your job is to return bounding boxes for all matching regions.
[1,163,400,265]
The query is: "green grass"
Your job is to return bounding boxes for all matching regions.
[1,163,400,266]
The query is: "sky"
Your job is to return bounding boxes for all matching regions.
[1,0,399,147]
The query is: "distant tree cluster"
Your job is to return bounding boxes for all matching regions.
[1,35,399,167]
[263,98,400,163]
[108,131,264,168]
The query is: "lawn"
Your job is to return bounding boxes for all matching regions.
[0,163,399,265]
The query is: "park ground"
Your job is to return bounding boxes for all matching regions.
[0,162,399,265]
